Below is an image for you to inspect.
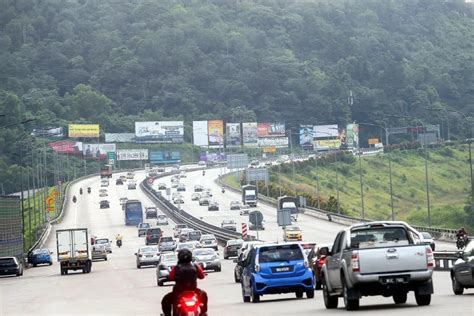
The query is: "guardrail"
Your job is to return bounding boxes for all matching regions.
[433,251,458,271]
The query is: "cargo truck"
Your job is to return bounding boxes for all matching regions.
[277,196,299,222]
[100,164,112,178]
[242,185,257,207]
[56,228,92,275]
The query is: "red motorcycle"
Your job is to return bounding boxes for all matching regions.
[174,291,203,316]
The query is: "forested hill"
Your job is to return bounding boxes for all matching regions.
[0,0,473,134]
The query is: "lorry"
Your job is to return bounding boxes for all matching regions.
[249,210,264,231]
[56,228,92,275]
[241,185,257,207]
[277,196,299,222]
[321,221,434,311]
[100,164,112,178]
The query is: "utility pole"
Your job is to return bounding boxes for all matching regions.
[358,150,365,219]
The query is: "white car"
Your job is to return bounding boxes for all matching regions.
[420,232,435,251]
[191,193,201,201]
[95,238,112,253]
[200,234,218,251]
[239,206,251,216]
[176,242,197,251]
[156,215,169,225]
[100,180,109,187]
[198,161,206,166]
[135,246,160,268]
[173,224,187,238]
[99,190,108,197]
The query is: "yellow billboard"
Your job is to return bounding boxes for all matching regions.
[314,139,341,150]
[68,124,100,138]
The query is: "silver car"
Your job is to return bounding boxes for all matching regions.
[95,238,112,253]
[135,246,160,268]
[156,252,178,286]
[193,248,221,272]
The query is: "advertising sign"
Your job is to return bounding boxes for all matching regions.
[263,147,277,153]
[300,125,314,150]
[0,196,23,258]
[225,123,241,147]
[346,124,360,149]
[193,121,209,146]
[104,133,135,143]
[368,138,379,145]
[246,168,269,182]
[116,149,149,161]
[48,141,83,154]
[242,122,258,147]
[135,121,184,143]
[207,120,224,148]
[31,127,64,138]
[68,124,100,138]
[199,152,226,162]
[227,154,249,169]
[257,123,286,138]
[149,151,181,164]
[258,137,288,148]
[313,139,341,150]
[314,124,339,138]
[82,144,116,160]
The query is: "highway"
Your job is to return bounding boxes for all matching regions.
[0,168,470,315]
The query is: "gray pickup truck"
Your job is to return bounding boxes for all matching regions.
[321,221,434,310]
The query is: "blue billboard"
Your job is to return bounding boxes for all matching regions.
[149,151,181,164]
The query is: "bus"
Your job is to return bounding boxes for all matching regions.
[124,200,143,226]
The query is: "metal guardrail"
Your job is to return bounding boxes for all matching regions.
[433,251,458,271]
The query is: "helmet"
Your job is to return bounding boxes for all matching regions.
[177,248,193,264]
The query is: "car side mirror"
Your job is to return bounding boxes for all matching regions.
[320,247,330,256]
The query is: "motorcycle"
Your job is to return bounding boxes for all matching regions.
[116,239,122,248]
[457,235,469,249]
[87,187,91,194]
[72,195,77,203]
[79,188,83,195]
[202,171,205,176]
[173,291,203,316]
[221,188,225,193]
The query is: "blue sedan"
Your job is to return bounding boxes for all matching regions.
[28,249,53,267]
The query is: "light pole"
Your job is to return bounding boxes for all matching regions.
[358,150,365,219]
[287,129,297,196]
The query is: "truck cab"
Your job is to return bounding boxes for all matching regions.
[242,185,257,207]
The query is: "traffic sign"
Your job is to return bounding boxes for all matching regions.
[246,168,269,182]
[227,154,249,169]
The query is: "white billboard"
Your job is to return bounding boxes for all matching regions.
[314,124,339,138]
[135,121,184,143]
[193,121,209,147]
[226,123,241,147]
[258,137,289,148]
[105,133,135,143]
[83,144,116,160]
[116,149,149,161]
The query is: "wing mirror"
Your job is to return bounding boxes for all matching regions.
[320,247,330,256]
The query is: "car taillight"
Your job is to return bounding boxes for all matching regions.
[351,251,360,273]
[426,247,434,269]
[317,257,325,267]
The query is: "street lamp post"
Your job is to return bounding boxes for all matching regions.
[358,150,365,219]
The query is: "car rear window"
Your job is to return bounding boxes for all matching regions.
[258,244,304,263]
[0,258,16,266]
[147,228,162,235]
[146,208,157,212]
[139,223,150,228]
[160,237,173,242]
[350,227,411,249]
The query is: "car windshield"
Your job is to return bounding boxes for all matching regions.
[223,220,235,224]
[160,237,173,242]
[96,239,109,244]
[0,258,16,266]
[140,246,158,253]
[177,243,193,250]
[193,249,215,256]
[201,235,215,240]
[161,253,177,264]
[227,240,243,246]
[32,249,49,255]
[350,227,411,249]
[147,208,157,212]
[286,226,300,231]
[421,232,432,239]
[139,223,150,228]
[176,225,187,229]
[147,228,162,235]
[259,244,304,263]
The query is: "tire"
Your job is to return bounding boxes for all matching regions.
[104,257,108,261]
[251,285,260,303]
[234,271,240,283]
[306,289,315,299]
[322,278,338,309]
[137,264,141,269]
[315,280,322,290]
[242,285,250,303]
[64,269,68,275]
[60,268,64,275]
[215,267,222,272]
[415,293,431,306]
[452,276,464,295]
[49,261,53,266]
[158,280,163,287]
[295,290,304,298]
[33,263,37,268]
[342,278,359,311]
[393,292,407,304]
[224,255,228,260]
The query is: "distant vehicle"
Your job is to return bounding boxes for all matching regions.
[173,195,184,204]
[176,242,198,251]
[157,183,167,190]
[158,236,176,252]
[99,200,110,209]
[249,210,264,230]
[100,165,112,178]
[230,201,242,210]
[241,243,314,302]
[171,182,178,189]
[278,196,299,222]
[322,221,434,310]
[223,239,243,260]
[56,228,92,275]
[100,180,109,187]
[145,206,158,219]
[242,185,257,207]
[193,248,221,272]
[119,175,127,182]
[137,222,150,237]
[126,172,135,179]
[307,243,332,290]
[156,252,178,286]
[221,219,237,231]
[204,188,213,197]
[239,206,251,216]
[198,161,206,166]
[124,200,143,226]
[233,250,248,283]
[156,215,169,225]
[91,244,108,261]
[177,184,186,192]
[191,193,201,201]
[451,239,474,295]
[156,167,166,172]
[99,190,108,197]
[208,201,219,211]
[179,228,195,242]
[179,171,187,178]
[194,185,204,192]
[283,225,302,241]
[186,230,202,242]
[420,232,435,251]
[28,248,53,267]
[145,228,163,245]
[173,224,187,238]
[115,178,123,185]
[0,257,23,276]
[127,181,137,190]
[200,234,218,251]
[135,246,160,268]
[95,238,112,253]
[199,197,210,206]
[119,197,128,205]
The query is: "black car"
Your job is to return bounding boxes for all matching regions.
[224,239,243,260]
[0,257,23,277]
[115,178,123,185]
[233,251,248,283]
[145,228,163,245]
[145,207,158,219]
[451,240,474,295]
[99,200,110,209]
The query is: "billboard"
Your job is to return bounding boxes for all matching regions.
[48,141,83,155]
[135,121,184,143]
[193,121,209,147]
[300,125,315,150]
[207,120,224,148]
[258,137,289,148]
[225,123,241,147]
[242,122,258,147]
[116,149,149,161]
[83,144,116,160]
[31,127,64,138]
[314,139,341,150]
[149,151,181,164]
[68,124,100,138]
[105,133,135,143]
[257,123,286,137]
[199,152,226,162]
[0,196,23,258]
[314,124,339,138]
[346,124,359,149]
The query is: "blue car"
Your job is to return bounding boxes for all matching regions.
[28,248,53,267]
[241,243,314,303]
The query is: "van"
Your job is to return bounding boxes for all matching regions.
[145,228,163,245]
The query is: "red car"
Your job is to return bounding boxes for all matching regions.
[307,243,332,290]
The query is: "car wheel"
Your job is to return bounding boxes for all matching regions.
[295,290,304,298]
[415,293,431,306]
[224,255,228,260]
[393,292,407,304]
[452,275,464,295]
[242,285,250,302]
[234,272,240,283]
[342,277,359,310]
[137,264,141,269]
[158,280,164,287]
[104,257,108,261]
[250,285,260,303]
[33,263,37,267]
[49,261,53,266]
[215,266,222,272]
[315,279,322,290]
[306,289,315,299]
[323,277,338,309]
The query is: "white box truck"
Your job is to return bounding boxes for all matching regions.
[56,228,92,275]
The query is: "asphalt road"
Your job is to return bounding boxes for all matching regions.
[0,168,468,315]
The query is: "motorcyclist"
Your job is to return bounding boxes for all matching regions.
[115,233,123,247]
[162,249,208,316]
[87,187,91,194]
[79,188,83,195]
[202,170,205,176]
[456,227,468,239]
[221,186,225,193]
[72,195,77,203]
[456,227,469,249]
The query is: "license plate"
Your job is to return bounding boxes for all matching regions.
[146,255,153,258]
[380,276,409,284]
[274,266,291,272]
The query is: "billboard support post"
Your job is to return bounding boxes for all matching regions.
[315,150,321,209]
